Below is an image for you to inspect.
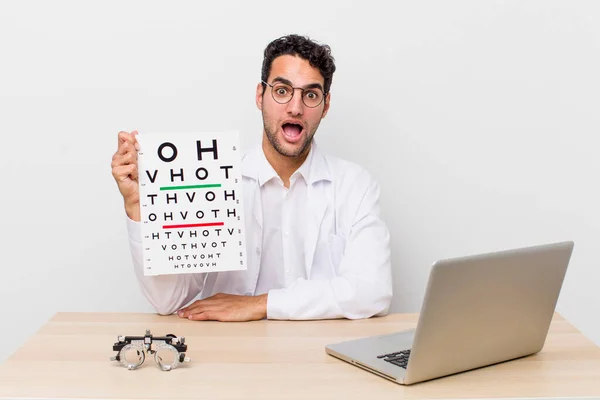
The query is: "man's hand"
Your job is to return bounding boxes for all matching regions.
[177,293,268,322]
[111,131,141,221]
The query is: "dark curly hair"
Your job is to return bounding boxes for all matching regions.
[261,34,336,95]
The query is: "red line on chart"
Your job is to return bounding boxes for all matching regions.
[162,222,225,229]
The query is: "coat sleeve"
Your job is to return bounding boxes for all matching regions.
[127,216,207,315]
[266,172,393,320]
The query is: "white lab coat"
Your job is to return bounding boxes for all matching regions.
[128,142,393,320]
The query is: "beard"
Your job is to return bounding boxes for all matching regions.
[262,110,321,158]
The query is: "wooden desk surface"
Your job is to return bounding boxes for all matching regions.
[0,312,599,400]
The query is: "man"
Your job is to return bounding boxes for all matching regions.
[111,34,392,321]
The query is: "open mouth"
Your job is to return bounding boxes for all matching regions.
[281,121,304,143]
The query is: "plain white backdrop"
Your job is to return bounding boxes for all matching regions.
[1,0,599,362]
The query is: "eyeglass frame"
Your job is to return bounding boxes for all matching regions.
[261,79,328,108]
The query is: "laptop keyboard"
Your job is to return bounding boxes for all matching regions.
[377,349,411,369]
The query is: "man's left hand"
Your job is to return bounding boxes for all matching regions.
[177,293,268,322]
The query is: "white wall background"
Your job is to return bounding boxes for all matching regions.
[1,0,598,363]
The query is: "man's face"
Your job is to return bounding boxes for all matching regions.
[256,55,330,158]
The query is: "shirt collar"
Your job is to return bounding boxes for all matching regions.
[257,143,314,187]
[244,140,331,186]
[257,148,279,187]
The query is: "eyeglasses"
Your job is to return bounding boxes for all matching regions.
[261,80,326,108]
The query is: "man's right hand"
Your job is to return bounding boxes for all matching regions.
[111,131,141,221]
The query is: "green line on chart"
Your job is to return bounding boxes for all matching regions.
[159,184,222,191]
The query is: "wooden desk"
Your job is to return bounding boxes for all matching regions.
[0,313,599,399]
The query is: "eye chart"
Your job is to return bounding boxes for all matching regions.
[137,132,247,276]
